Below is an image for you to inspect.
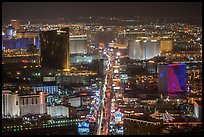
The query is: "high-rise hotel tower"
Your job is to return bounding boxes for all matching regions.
[39,28,70,70]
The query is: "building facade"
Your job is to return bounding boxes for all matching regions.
[2,91,48,117]
[124,118,163,135]
[32,85,59,95]
[11,19,21,30]
[70,54,101,64]
[160,39,172,53]
[19,92,47,116]
[141,40,160,60]
[69,35,88,54]
[3,37,37,49]
[39,28,70,70]
[2,90,20,117]
[128,40,141,60]
[158,63,187,96]
[128,39,160,60]
[68,96,82,107]
[194,100,202,121]
[47,105,69,117]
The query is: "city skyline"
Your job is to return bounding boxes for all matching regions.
[2,2,202,23]
[2,1,202,135]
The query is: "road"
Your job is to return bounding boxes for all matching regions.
[96,49,113,135]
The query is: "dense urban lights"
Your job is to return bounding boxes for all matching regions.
[2,2,202,136]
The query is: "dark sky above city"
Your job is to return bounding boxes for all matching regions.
[2,2,202,23]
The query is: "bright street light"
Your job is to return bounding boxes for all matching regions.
[116,52,120,56]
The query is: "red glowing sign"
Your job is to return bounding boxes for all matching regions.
[81,93,87,96]
[21,60,29,63]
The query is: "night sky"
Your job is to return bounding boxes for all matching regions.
[2,2,202,23]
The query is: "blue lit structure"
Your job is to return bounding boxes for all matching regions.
[6,26,16,38]
[158,63,187,96]
[114,111,123,123]
[77,121,90,135]
[3,38,36,49]
[117,127,124,135]
[34,36,40,49]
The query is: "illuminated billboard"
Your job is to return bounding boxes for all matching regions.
[114,112,123,123]
[114,68,119,73]
[113,65,120,68]
[120,74,128,79]
[117,127,124,135]
[113,78,121,82]
[77,121,90,135]
[113,87,120,90]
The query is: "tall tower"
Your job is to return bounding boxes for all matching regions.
[141,39,160,60]
[158,63,187,96]
[39,28,70,70]
[128,38,160,60]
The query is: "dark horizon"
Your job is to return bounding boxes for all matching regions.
[2,2,202,24]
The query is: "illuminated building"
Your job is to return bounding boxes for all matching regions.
[128,40,141,60]
[32,85,59,95]
[114,43,127,49]
[2,90,20,117]
[34,36,40,49]
[128,39,160,60]
[114,111,123,123]
[160,39,172,54]
[70,54,101,65]
[11,19,21,30]
[16,32,38,39]
[77,121,90,135]
[115,36,128,49]
[194,100,202,121]
[3,38,36,49]
[68,96,82,107]
[19,92,47,116]
[124,117,162,135]
[5,26,16,38]
[56,74,91,84]
[2,91,48,117]
[47,105,69,117]
[69,35,88,54]
[146,60,158,74]
[39,28,70,70]
[158,63,187,96]
[141,40,160,60]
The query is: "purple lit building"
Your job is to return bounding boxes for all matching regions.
[158,63,187,96]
